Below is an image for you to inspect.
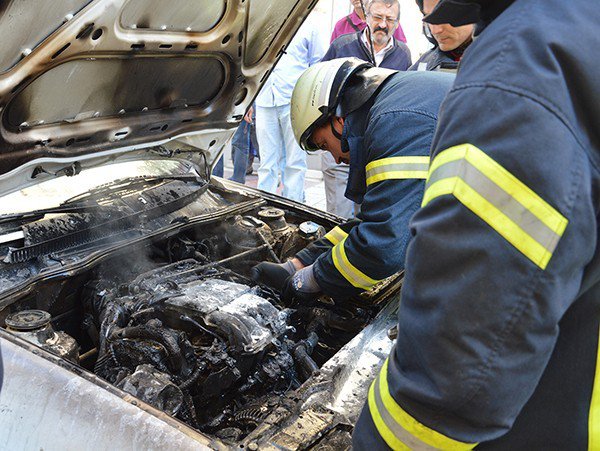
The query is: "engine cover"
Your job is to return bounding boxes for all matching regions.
[163,279,288,354]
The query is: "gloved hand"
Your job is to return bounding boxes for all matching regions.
[282,265,321,307]
[251,260,297,291]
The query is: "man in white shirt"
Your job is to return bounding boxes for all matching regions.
[255,19,325,202]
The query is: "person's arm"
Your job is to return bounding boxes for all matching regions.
[354,85,596,447]
[307,24,326,66]
[252,219,362,292]
[311,111,434,299]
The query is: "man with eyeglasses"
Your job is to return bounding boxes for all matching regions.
[322,0,411,70]
[409,0,474,71]
[330,0,407,45]
[319,0,412,220]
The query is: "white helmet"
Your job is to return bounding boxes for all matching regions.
[290,58,371,151]
[291,58,397,151]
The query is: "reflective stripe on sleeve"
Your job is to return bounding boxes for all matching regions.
[324,226,349,246]
[422,144,568,270]
[331,237,380,290]
[366,156,430,186]
[368,358,478,450]
[589,325,600,450]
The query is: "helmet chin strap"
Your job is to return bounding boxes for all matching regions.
[330,117,343,141]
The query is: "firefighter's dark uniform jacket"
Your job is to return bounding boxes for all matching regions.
[353,0,600,449]
[295,71,454,299]
[408,46,456,72]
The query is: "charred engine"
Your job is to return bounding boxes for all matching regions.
[86,268,300,438]
[60,208,371,440]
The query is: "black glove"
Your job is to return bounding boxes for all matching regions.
[282,265,321,307]
[251,260,297,291]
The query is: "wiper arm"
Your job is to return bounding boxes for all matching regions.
[0,203,128,226]
[64,175,204,205]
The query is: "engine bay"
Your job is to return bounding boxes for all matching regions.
[0,190,397,445]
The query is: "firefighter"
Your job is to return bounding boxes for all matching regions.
[354,0,600,448]
[251,58,454,305]
[409,0,474,72]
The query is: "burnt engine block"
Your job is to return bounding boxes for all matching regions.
[86,259,312,439]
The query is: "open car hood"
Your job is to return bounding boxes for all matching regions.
[0,0,315,195]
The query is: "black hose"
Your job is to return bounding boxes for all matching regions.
[179,362,207,391]
[179,394,199,429]
[111,320,183,373]
[130,307,161,324]
[292,332,320,381]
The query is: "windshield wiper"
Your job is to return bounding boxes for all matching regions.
[2,176,209,263]
[0,203,128,226]
[64,175,204,204]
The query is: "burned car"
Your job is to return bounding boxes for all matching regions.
[0,1,400,449]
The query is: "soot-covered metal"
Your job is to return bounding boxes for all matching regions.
[0,177,401,448]
[2,205,369,443]
[87,265,300,439]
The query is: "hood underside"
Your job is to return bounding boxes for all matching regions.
[0,0,315,193]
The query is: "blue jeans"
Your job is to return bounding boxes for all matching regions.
[213,119,257,183]
[255,104,306,202]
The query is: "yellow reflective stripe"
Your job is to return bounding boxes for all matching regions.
[331,237,380,289]
[423,144,568,270]
[370,358,477,450]
[368,379,411,450]
[367,171,429,186]
[425,177,555,269]
[366,156,430,186]
[589,325,600,450]
[427,144,465,176]
[367,156,430,170]
[324,226,348,246]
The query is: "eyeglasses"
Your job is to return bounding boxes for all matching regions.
[367,13,399,27]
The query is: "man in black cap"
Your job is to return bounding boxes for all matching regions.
[353,0,600,448]
[409,0,474,71]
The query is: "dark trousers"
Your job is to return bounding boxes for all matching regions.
[213,118,258,183]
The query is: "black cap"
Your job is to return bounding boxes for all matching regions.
[423,0,481,26]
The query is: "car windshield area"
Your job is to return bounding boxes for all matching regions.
[0,159,195,216]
